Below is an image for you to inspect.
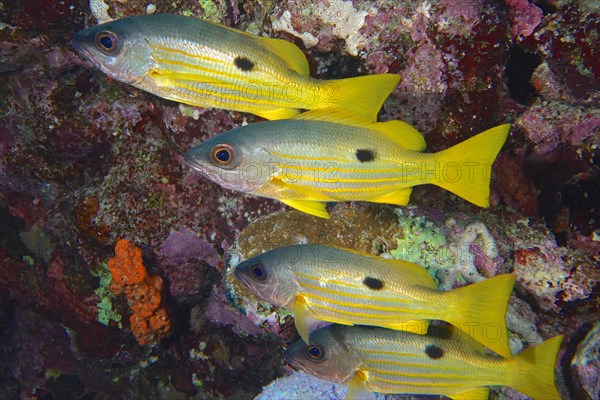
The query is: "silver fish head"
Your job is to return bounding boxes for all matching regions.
[184,125,273,194]
[72,17,155,84]
[233,249,300,307]
[284,326,359,383]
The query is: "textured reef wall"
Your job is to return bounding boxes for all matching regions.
[0,0,598,399]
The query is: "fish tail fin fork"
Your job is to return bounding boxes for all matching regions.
[322,74,401,121]
[447,274,515,358]
[512,335,563,400]
[433,124,510,207]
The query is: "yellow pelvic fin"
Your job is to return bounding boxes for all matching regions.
[387,319,429,335]
[512,335,563,400]
[346,370,372,400]
[446,274,515,358]
[447,386,490,400]
[369,188,413,206]
[323,74,400,122]
[294,107,372,125]
[295,108,426,151]
[255,35,310,76]
[280,199,330,219]
[433,124,510,207]
[254,107,301,120]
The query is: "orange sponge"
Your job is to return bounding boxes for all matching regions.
[107,239,171,345]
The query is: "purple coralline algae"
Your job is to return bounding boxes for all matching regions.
[0,0,598,398]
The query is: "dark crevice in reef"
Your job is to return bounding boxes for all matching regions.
[505,46,542,105]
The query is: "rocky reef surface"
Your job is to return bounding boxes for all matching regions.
[0,0,598,399]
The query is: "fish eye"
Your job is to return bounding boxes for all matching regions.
[95,31,119,55]
[210,144,237,168]
[305,344,325,362]
[249,262,267,282]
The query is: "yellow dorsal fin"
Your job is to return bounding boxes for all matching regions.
[200,20,309,76]
[376,258,437,289]
[371,120,426,151]
[447,387,490,400]
[296,109,426,151]
[255,35,310,76]
[330,246,437,289]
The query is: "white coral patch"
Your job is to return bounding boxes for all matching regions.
[89,0,113,24]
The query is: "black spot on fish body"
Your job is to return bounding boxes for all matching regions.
[425,344,444,359]
[363,277,384,290]
[234,56,254,71]
[356,149,375,162]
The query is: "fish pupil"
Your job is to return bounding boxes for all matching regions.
[215,149,230,162]
[306,345,324,361]
[99,35,113,49]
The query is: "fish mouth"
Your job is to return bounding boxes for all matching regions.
[183,156,207,174]
[283,350,308,373]
[233,266,253,291]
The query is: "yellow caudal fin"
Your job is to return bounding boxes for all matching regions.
[320,74,400,121]
[512,335,563,400]
[446,274,515,358]
[433,124,510,207]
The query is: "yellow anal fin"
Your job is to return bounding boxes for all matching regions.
[255,36,310,76]
[447,386,490,400]
[280,198,330,219]
[294,107,372,125]
[370,188,413,206]
[387,319,429,334]
[346,370,372,400]
[254,107,301,120]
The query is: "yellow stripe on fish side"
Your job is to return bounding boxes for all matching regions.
[368,368,468,380]
[304,291,414,313]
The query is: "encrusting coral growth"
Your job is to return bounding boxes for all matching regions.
[107,239,171,345]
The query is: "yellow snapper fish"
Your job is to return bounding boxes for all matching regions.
[285,324,562,400]
[234,244,515,358]
[184,109,510,218]
[71,14,399,120]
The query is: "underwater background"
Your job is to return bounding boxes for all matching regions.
[0,0,598,399]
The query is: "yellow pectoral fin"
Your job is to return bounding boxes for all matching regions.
[346,370,372,400]
[387,319,429,335]
[370,188,413,206]
[293,295,320,343]
[254,107,301,120]
[447,387,490,400]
